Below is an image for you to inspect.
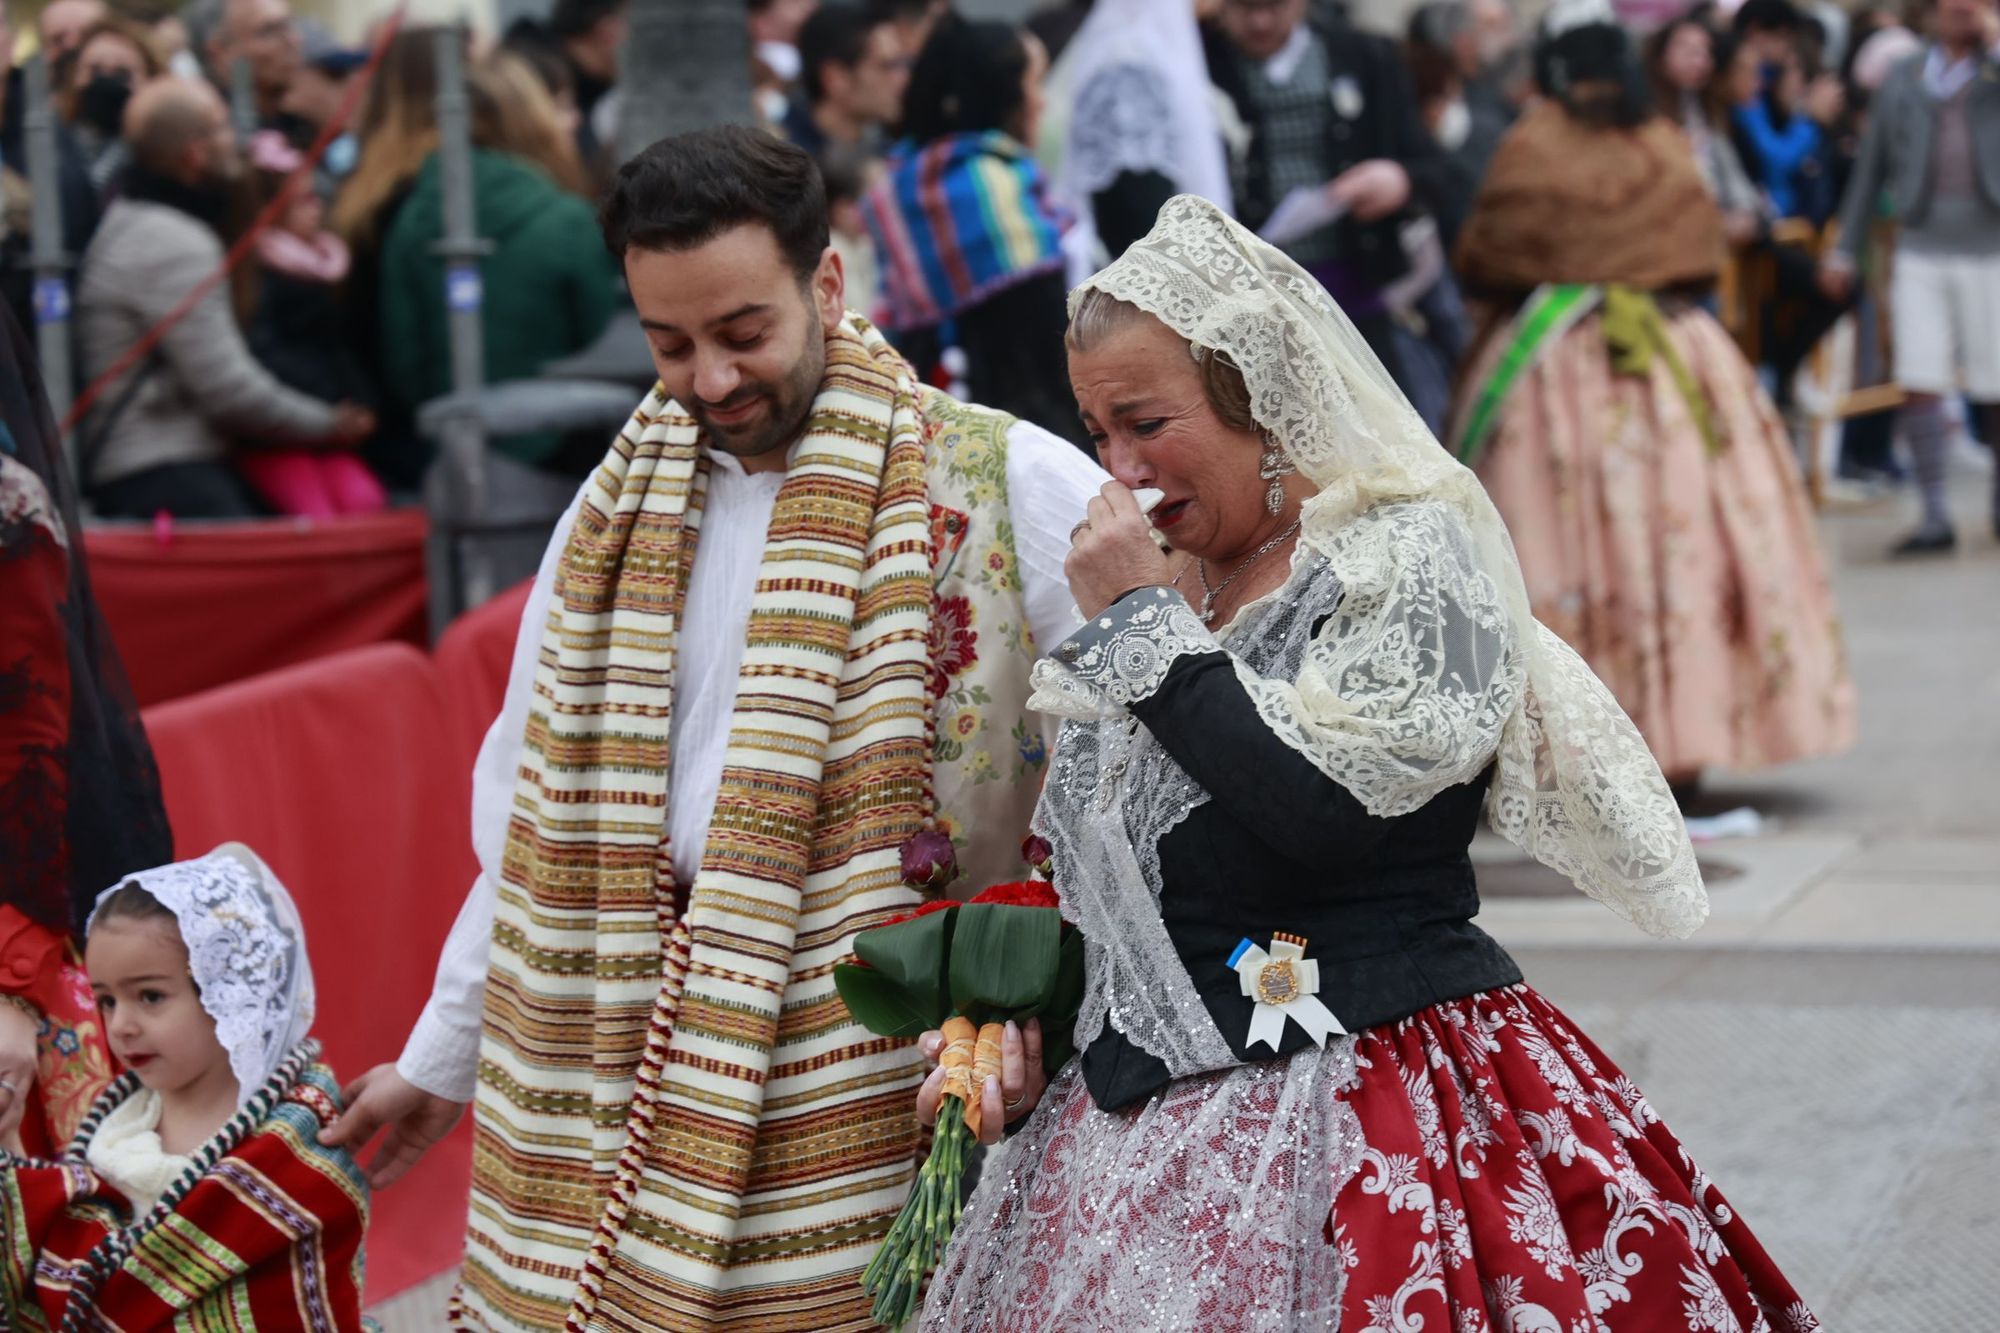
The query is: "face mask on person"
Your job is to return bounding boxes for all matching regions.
[77,73,135,138]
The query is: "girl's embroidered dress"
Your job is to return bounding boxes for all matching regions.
[1,845,368,1331]
[1,1044,369,1330]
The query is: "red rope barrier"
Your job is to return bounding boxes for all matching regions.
[60,5,410,435]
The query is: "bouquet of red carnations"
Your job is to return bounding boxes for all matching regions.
[834,836,1080,1327]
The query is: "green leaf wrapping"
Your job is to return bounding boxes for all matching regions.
[846,905,958,1030]
[948,904,1059,1019]
[833,962,938,1038]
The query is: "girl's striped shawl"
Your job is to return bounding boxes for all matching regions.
[0,1042,370,1331]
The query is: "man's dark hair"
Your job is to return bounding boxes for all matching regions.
[602,126,830,278]
[1732,0,1805,36]
[902,15,1031,145]
[550,0,623,40]
[800,5,885,104]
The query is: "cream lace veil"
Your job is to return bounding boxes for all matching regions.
[90,844,318,1105]
[1043,195,1706,939]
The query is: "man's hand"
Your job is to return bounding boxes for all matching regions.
[1327,159,1413,223]
[319,1063,466,1189]
[0,1001,40,1151]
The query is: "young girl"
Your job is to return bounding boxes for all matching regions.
[0,845,370,1330]
[240,132,388,519]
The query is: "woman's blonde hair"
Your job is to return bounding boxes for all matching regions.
[331,25,450,243]
[469,51,586,197]
[1065,288,1257,434]
[333,33,587,242]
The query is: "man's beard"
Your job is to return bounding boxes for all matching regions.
[692,324,828,463]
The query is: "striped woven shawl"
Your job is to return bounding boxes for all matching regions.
[455,316,937,1331]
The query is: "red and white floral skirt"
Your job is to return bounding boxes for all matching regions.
[924,984,1820,1332]
[1335,985,1817,1333]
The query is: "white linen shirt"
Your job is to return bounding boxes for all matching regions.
[398,420,1106,1100]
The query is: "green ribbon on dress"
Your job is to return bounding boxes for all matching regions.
[1453,283,1725,466]
[1600,285,1725,457]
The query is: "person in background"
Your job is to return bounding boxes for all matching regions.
[38,0,105,63]
[535,0,624,176]
[1,0,102,339]
[76,79,373,519]
[1027,0,1092,63]
[1650,18,1764,244]
[1830,18,1921,486]
[0,307,173,1163]
[748,0,818,88]
[864,15,1080,440]
[58,16,162,199]
[1055,0,1233,265]
[820,143,885,317]
[784,3,909,161]
[279,29,366,182]
[1449,0,1854,792]
[1824,0,2000,552]
[1203,0,1470,395]
[239,132,382,518]
[867,0,950,59]
[203,0,302,129]
[377,51,620,479]
[329,26,452,489]
[1407,0,1511,193]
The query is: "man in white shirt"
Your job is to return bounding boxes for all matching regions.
[322,126,1103,1331]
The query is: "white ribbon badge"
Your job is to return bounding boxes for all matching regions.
[1230,933,1345,1052]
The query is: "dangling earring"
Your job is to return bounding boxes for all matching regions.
[1259,434,1295,515]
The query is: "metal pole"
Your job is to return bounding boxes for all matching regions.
[22,56,76,473]
[428,23,495,631]
[229,56,258,140]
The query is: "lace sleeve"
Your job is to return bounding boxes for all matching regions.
[1036,586,1219,712]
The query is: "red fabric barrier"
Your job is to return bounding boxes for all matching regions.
[141,642,474,1302]
[88,510,430,708]
[432,578,534,761]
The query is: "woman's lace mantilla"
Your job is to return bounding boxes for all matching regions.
[1047,195,1707,940]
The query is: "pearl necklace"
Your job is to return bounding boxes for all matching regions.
[1173,518,1303,626]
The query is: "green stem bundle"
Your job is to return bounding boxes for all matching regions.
[862,1097,971,1327]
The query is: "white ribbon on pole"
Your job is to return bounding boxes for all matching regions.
[1230,936,1345,1052]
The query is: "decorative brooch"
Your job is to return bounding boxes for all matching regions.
[1229,932,1345,1051]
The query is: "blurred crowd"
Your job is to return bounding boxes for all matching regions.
[0,0,1992,557]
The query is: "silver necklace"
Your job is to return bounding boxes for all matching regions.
[1172,518,1302,625]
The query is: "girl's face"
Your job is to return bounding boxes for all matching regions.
[282,188,325,239]
[1069,314,1273,564]
[1662,24,1713,93]
[86,917,235,1102]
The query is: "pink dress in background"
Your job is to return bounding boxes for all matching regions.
[1460,306,1856,777]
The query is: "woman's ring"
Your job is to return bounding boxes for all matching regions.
[1068,520,1091,542]
[1004,1093,1026,1112]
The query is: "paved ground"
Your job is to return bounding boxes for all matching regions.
[368,476,1999,1329]
[1478,470,2000,1330]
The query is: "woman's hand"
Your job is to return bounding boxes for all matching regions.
[914,1018,1046,1147]
[0,999,41,1150]
[1065,483,1172,619]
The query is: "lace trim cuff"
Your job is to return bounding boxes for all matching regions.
[1043,587,1221,709]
